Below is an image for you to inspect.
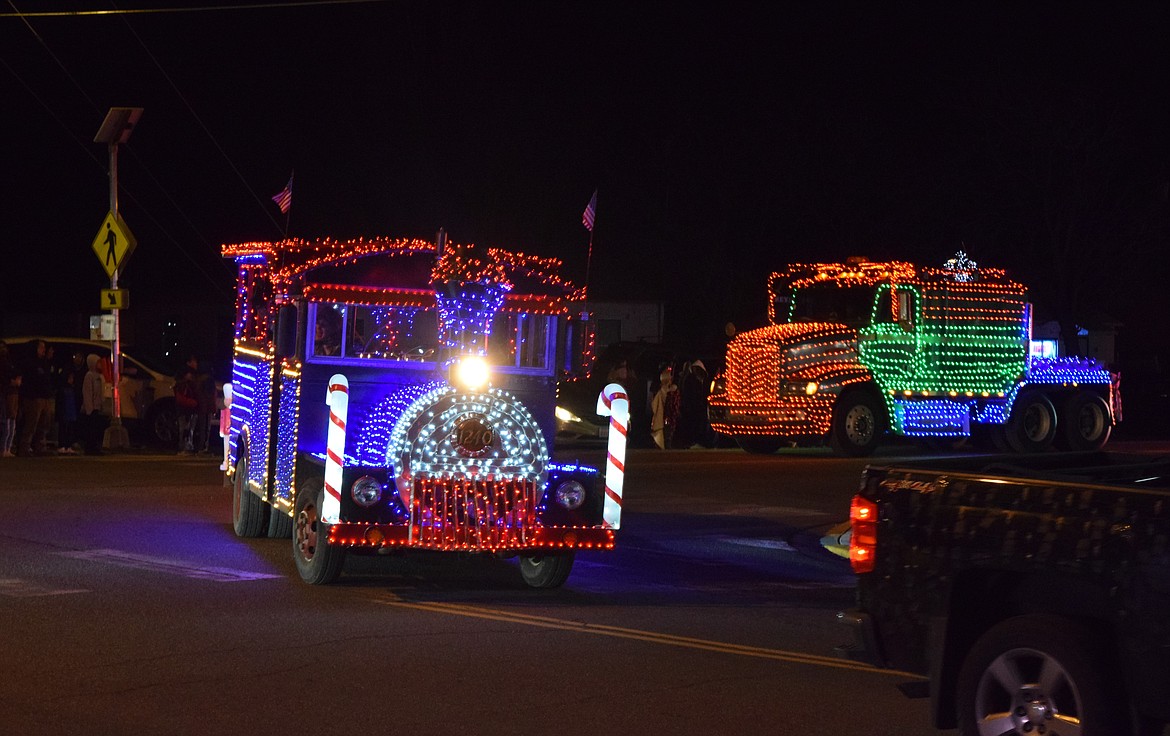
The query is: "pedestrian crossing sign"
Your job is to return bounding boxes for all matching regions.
[91,211,137,278]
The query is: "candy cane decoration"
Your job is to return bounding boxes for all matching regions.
[323,374,349,524]
[596,383,629,530]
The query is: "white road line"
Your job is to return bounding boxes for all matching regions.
[0,578,90,597]
[57,549,282,582]
[714,536,799,552]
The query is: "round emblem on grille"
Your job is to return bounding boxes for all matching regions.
[453,415,495,457]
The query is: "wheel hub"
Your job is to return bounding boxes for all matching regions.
[1012,690,1054,732]
[977,649,1080,736]
[846,406,874,444]
[296,506,318,561]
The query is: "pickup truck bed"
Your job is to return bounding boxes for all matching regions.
[839,452,1170,735]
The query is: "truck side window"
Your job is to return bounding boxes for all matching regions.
[897,291,913,325]
[313,304,343,356]
[489,313,553,369]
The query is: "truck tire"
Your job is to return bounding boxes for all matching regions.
[969,424,1011,453]
[735,436,784,454]
[829,391,882,457]
[293,477,345,585]
[267,505,294,539]
[956,614,1126,736]
[519,552,575,588]
[1058,391,1112,452]
[1005,391,1057,453]
[232,450,269,538]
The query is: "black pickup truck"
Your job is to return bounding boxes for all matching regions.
[837,452,1170,735]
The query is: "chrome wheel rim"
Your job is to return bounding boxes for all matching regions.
[845,404,875,446]
[295,502,319,562]
[974,647,1084,736]
[1076,403,1106,442]
[1022,403,1053,442]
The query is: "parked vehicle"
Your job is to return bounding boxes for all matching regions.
[838,451,1170,735]
[708,257,1120,456]
[1,336,177,446]
[221,235,622,588]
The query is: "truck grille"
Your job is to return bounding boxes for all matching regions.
[726,342,782,400]
[410,474,540,550]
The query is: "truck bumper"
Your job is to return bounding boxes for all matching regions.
[708,396,835,437]
[835,609,884,668]
[328,523,616,553]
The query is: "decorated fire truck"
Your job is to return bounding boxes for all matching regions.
[221,234,628,587]
[708,254,1119,456]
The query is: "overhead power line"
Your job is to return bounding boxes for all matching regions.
[0,0,388,18]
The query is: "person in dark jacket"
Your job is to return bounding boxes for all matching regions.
[0,341,19,457]
[676,359,714,448]
[17,340,54,456]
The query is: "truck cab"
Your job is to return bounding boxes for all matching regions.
[709,256,1117,456]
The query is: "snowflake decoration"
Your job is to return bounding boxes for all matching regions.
[944,250,978,282]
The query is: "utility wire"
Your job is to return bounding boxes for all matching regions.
[3,0,233,295]
[0,0,389,19]
[111,0,289,239]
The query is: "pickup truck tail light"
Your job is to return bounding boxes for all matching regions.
[849,495,878,574]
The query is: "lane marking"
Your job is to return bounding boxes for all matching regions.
[0,578,90,597]
[58,549,282,582]
[371,595,922,680]
[714,536,799,552]
[709,504,832,518]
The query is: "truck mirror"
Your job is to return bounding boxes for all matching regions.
[275,304,298,359]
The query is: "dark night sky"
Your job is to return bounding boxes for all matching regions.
[2,1,1168,358]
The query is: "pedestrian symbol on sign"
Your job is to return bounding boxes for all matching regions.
[104,223,118,269]
[90,211,137,279]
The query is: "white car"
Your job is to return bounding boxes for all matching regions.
[3,336,178,445]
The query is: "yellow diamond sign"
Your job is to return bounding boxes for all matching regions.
[91,211,137,278]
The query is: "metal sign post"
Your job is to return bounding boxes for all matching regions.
[94,107,142,450]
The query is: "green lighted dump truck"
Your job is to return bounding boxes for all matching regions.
[708,257,1119,456]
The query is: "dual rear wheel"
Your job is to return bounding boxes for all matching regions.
[1007,390,1112,453]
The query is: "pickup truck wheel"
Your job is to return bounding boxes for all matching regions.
[829,392,882,457]
[957,615,1125,736]
[1058,391,1112,452]
[519,552,575,588]
[231,451,269,538]
[1005,392,1057,453]
[293,477,345,585]
[735,436,784,454]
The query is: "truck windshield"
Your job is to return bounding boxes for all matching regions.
[787,284,876,327]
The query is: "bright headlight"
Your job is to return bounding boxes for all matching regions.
[784,381,819,396]
[454,356,490,390]
[554,480,586,510]
[350,476,383,508]
[556,406,583,424]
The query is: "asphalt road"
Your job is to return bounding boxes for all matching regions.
[6,441,1162,735]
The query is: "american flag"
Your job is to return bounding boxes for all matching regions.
[582,189,597,232]
[271,176,293,214]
